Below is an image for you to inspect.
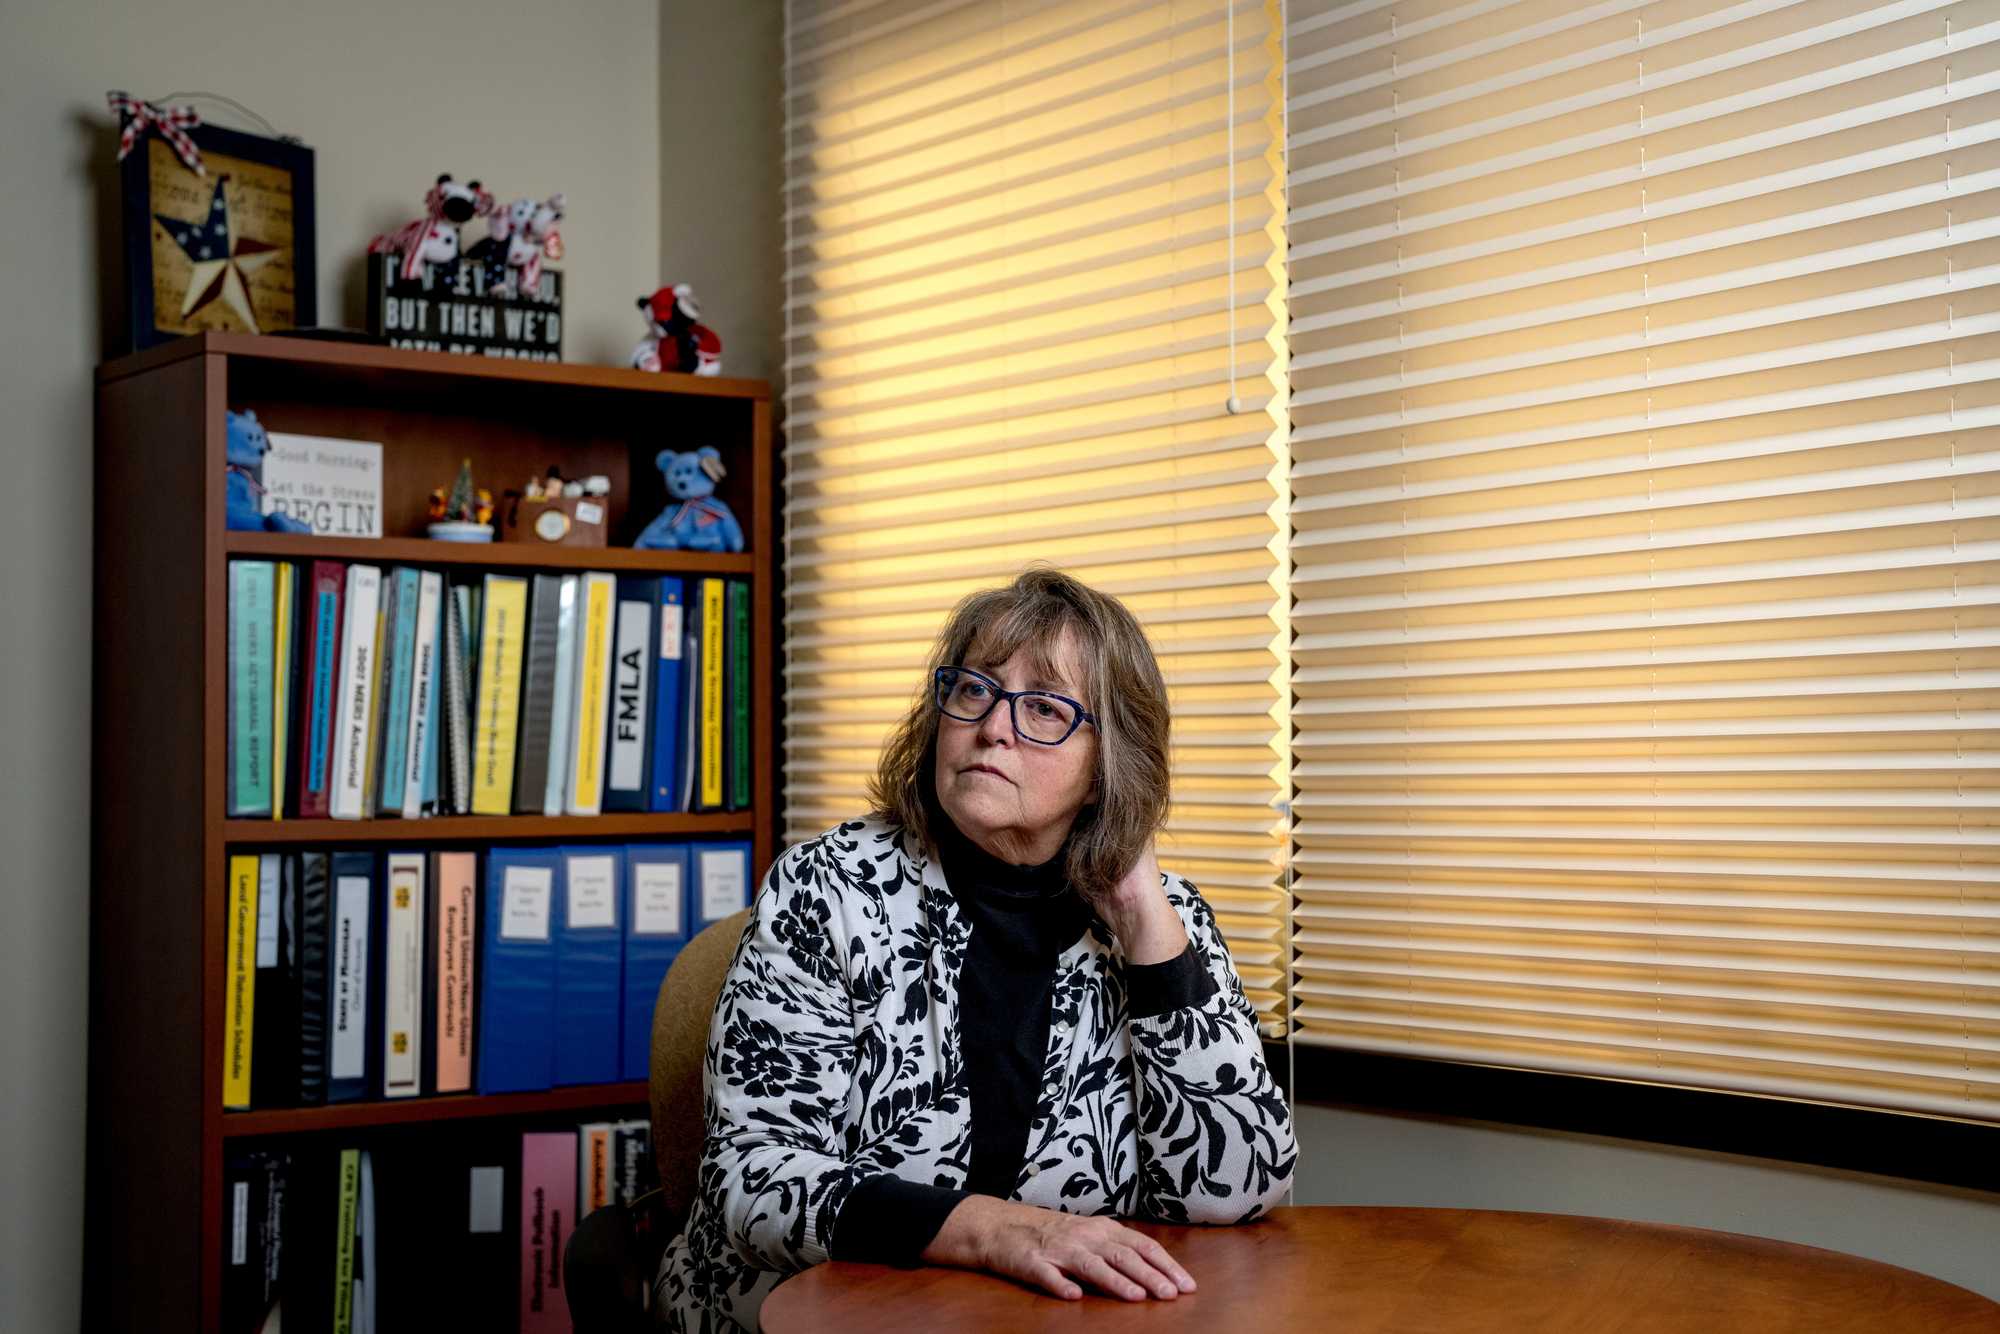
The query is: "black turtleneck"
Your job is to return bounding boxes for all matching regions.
[827,823,1216,1266]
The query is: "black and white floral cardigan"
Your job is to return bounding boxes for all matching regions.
[654,817,1297,1332]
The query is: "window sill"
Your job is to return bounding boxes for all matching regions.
[1267,1043,1998,1195]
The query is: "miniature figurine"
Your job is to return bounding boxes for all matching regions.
[428,457,495,542]
[634,446,744,552]
[225,410,311,533]
[369,173,493,283]
[632,283,721,376]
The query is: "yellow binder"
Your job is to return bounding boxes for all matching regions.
[224,855,259,1109]
[471,574,530,815]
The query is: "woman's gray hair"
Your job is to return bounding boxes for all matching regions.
[868,565,1171,900]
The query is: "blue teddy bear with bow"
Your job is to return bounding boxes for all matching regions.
[634,446,744,552]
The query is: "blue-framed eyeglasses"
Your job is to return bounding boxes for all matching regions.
[933,665,1096,746]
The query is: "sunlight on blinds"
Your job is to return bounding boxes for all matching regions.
[783,0,1294,1027]
[1286,0,2000,1118]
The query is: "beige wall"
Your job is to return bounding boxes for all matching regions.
[0,3,659,1327]
[658,2,782,386]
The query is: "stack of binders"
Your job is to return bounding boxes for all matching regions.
[226,562,755,822]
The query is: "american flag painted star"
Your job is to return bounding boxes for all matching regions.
[155,176,279,332]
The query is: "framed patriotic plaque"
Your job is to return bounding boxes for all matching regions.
[114,98,317,351]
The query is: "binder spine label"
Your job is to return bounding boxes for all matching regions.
[608,598,651,793]
[224,856,259,1109]
[383,855,423,1097]
[632,862,683,935]
[331,875,370,1080]
[698,848,748,923]
[566,855,617,930]
[309,585,337,795]
[501,865,554,941]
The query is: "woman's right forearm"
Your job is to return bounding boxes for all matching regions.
[922,1193,1003,1268]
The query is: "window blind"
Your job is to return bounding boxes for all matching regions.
[1285,0,2000,1118]
[781,0,1295,1026]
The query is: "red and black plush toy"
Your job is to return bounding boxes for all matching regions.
[632,283,721,376]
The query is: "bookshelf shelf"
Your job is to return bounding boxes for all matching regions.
[225,531,754,575]
[222,812,756,844]
[88,332,777,1333]
[222,1082,651,1139]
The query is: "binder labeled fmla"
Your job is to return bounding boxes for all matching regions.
[604,578,657,812]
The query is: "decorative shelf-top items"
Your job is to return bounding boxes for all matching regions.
[633,283,722,376]
[110,91,318,352]
[427,458,496,542]
[502,468,612,548]
[367,172,565,362]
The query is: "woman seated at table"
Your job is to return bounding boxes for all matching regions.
[655,567,1297,1332]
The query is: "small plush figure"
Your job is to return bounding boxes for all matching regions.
[634,446,744,551]
[225,410,311,533]
[507,193,565,298]
[468,192,564,298]
[369,173,493,282]
[632,283,721,376]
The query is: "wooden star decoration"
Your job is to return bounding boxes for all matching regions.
[155,176,279,333]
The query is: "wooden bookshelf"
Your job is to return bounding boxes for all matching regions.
[87,332,778,1333]
[223,1082,652,1138]
[222,812,754,845]
[226,530,756,575]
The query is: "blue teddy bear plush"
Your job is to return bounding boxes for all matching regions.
[634,446,745,552]
[226,410,312,533]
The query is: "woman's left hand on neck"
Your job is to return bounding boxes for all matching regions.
[1095,841,1189,965]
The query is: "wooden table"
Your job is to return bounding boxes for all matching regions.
[760,1206,2000,1333]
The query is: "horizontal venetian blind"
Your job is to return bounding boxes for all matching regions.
[782,0,1294,1026]
[1285,0,2000,1118]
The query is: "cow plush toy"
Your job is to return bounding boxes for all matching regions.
[634,446,744,552]
[368,174,493,283]
[632,283,721,376]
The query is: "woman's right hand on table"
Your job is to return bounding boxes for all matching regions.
[921,1195,1197,1302]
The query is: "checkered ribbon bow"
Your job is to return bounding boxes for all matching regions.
[107,91,205,177]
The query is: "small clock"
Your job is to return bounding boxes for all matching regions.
[534,507,570,542]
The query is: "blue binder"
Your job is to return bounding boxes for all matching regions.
[621,844,691,1081]
[693,840,755,930]
[555,845,623,1087]
[648,578,687,812]
[476,847,559,1094]
[326,851,377,1103]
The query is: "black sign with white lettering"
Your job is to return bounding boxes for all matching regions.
[364,253,563,362]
